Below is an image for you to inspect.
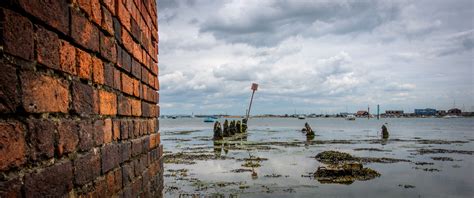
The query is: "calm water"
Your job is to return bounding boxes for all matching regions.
[161,118,474,197]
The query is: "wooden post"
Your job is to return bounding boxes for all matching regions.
[246,83,258,120]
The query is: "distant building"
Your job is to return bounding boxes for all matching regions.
[437,110,447,116]
[448,108,462,115]
[415,108,437,116]
[356,111,369,117]
[385,110,404,116]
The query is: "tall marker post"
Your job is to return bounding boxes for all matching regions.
[246,83,258,120]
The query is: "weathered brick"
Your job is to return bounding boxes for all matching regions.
[131,99,142,116]
[122,50,132,72]
[35,25,59,69]
[117,45,124,68]
[21,73,69,113]
[92,177,107,197]
[17,0,69,34]
[120,141,131,163]
[101,143,120,173]
[77,49,92,79]
[118,95,132,116]
[122,163,134,187]
[59,40,77,75]
[91,0,102,25]
[57,120,79,157]
[0,121,26,171]
[131,177,143,197]
[74,150,101,185]
[142,136,150,152]
[100,32,117,62]
[132,120,140,138]
[0,177,22,197]
[76,0,91,16]
[0,8,34,60]
[102,5,114,35]
[131,138,142,157]
[104,118,113,144]
[27,119,55,161]
[113,119,121,141]
[0,62,20,113]
[72,81,96,116]
[99,90,117,115]
[141,102,150,117]
[94,119,105,146]
[120,119,130,140]
[78,120,94,151]
[24,161,74,197]
[71,10,99,52]
[113,17,122,43]
[92,56,105,84]
[114,68,122,90]
[130,18,141,42]
[104,63,115,87]
[122,28,134,54]
[122,73,134,95]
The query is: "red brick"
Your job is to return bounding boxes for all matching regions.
[78,120,94,151]
[91,0,102,25]
[118,95,132,116]
[21,73,69,113]
[76,0,91,17]
[59,40,77,75]
[113,120,120,141]
[0,121,26,171]
[100,32,117,63]
[103,0,116,15]
[133,79,140,97]
[131,99,142,116]
[122,163,134,186]
[122,73,134,95]
[92,177,107,197]
[113,17,122,43]
[27,119,55,161]
[106,169,122,195]
[102,6,114,35]
[132,120,140,138]
[1,8,34,60]
[57,120,79,157]
[71,10,99,52]
[77,49,92,79]
[113,68,122,90]
[99,90,117,115]
[117,45,124,68]
[74,150,101,186]
[122,28,134,53]
[92,56,105,84]
[101,143,120,173]
[17,0,69,34]
[0,63,20,113]
[131,138,142,157]
[141,102,150,117]
[120,120,130,140]
[72,81,96,116]
[117,1,131,30]
[24,161,74,197]
[120,141,131,163]
[104,119,113,144]
[35,25,59,69]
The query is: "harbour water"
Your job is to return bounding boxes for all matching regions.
[162,118,474,197]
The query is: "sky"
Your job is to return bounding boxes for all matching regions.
[156,0,474,115]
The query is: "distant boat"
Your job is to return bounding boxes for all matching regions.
[204,117,217,122]
[170,116,177,119]
[298,115,306,120]
[346,115,356,121]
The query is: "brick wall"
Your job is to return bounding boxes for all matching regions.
[0,0,162,197]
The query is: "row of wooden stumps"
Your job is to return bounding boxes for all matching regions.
[213,119,248,140]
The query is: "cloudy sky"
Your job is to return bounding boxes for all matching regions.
[156,0,473,115]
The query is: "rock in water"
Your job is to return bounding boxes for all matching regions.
[381,124,389,139]
[213,121,223,140]
[223,120,230,137]
[236,120,242,133]
[314,162,380,184]
[305,122,315,138]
